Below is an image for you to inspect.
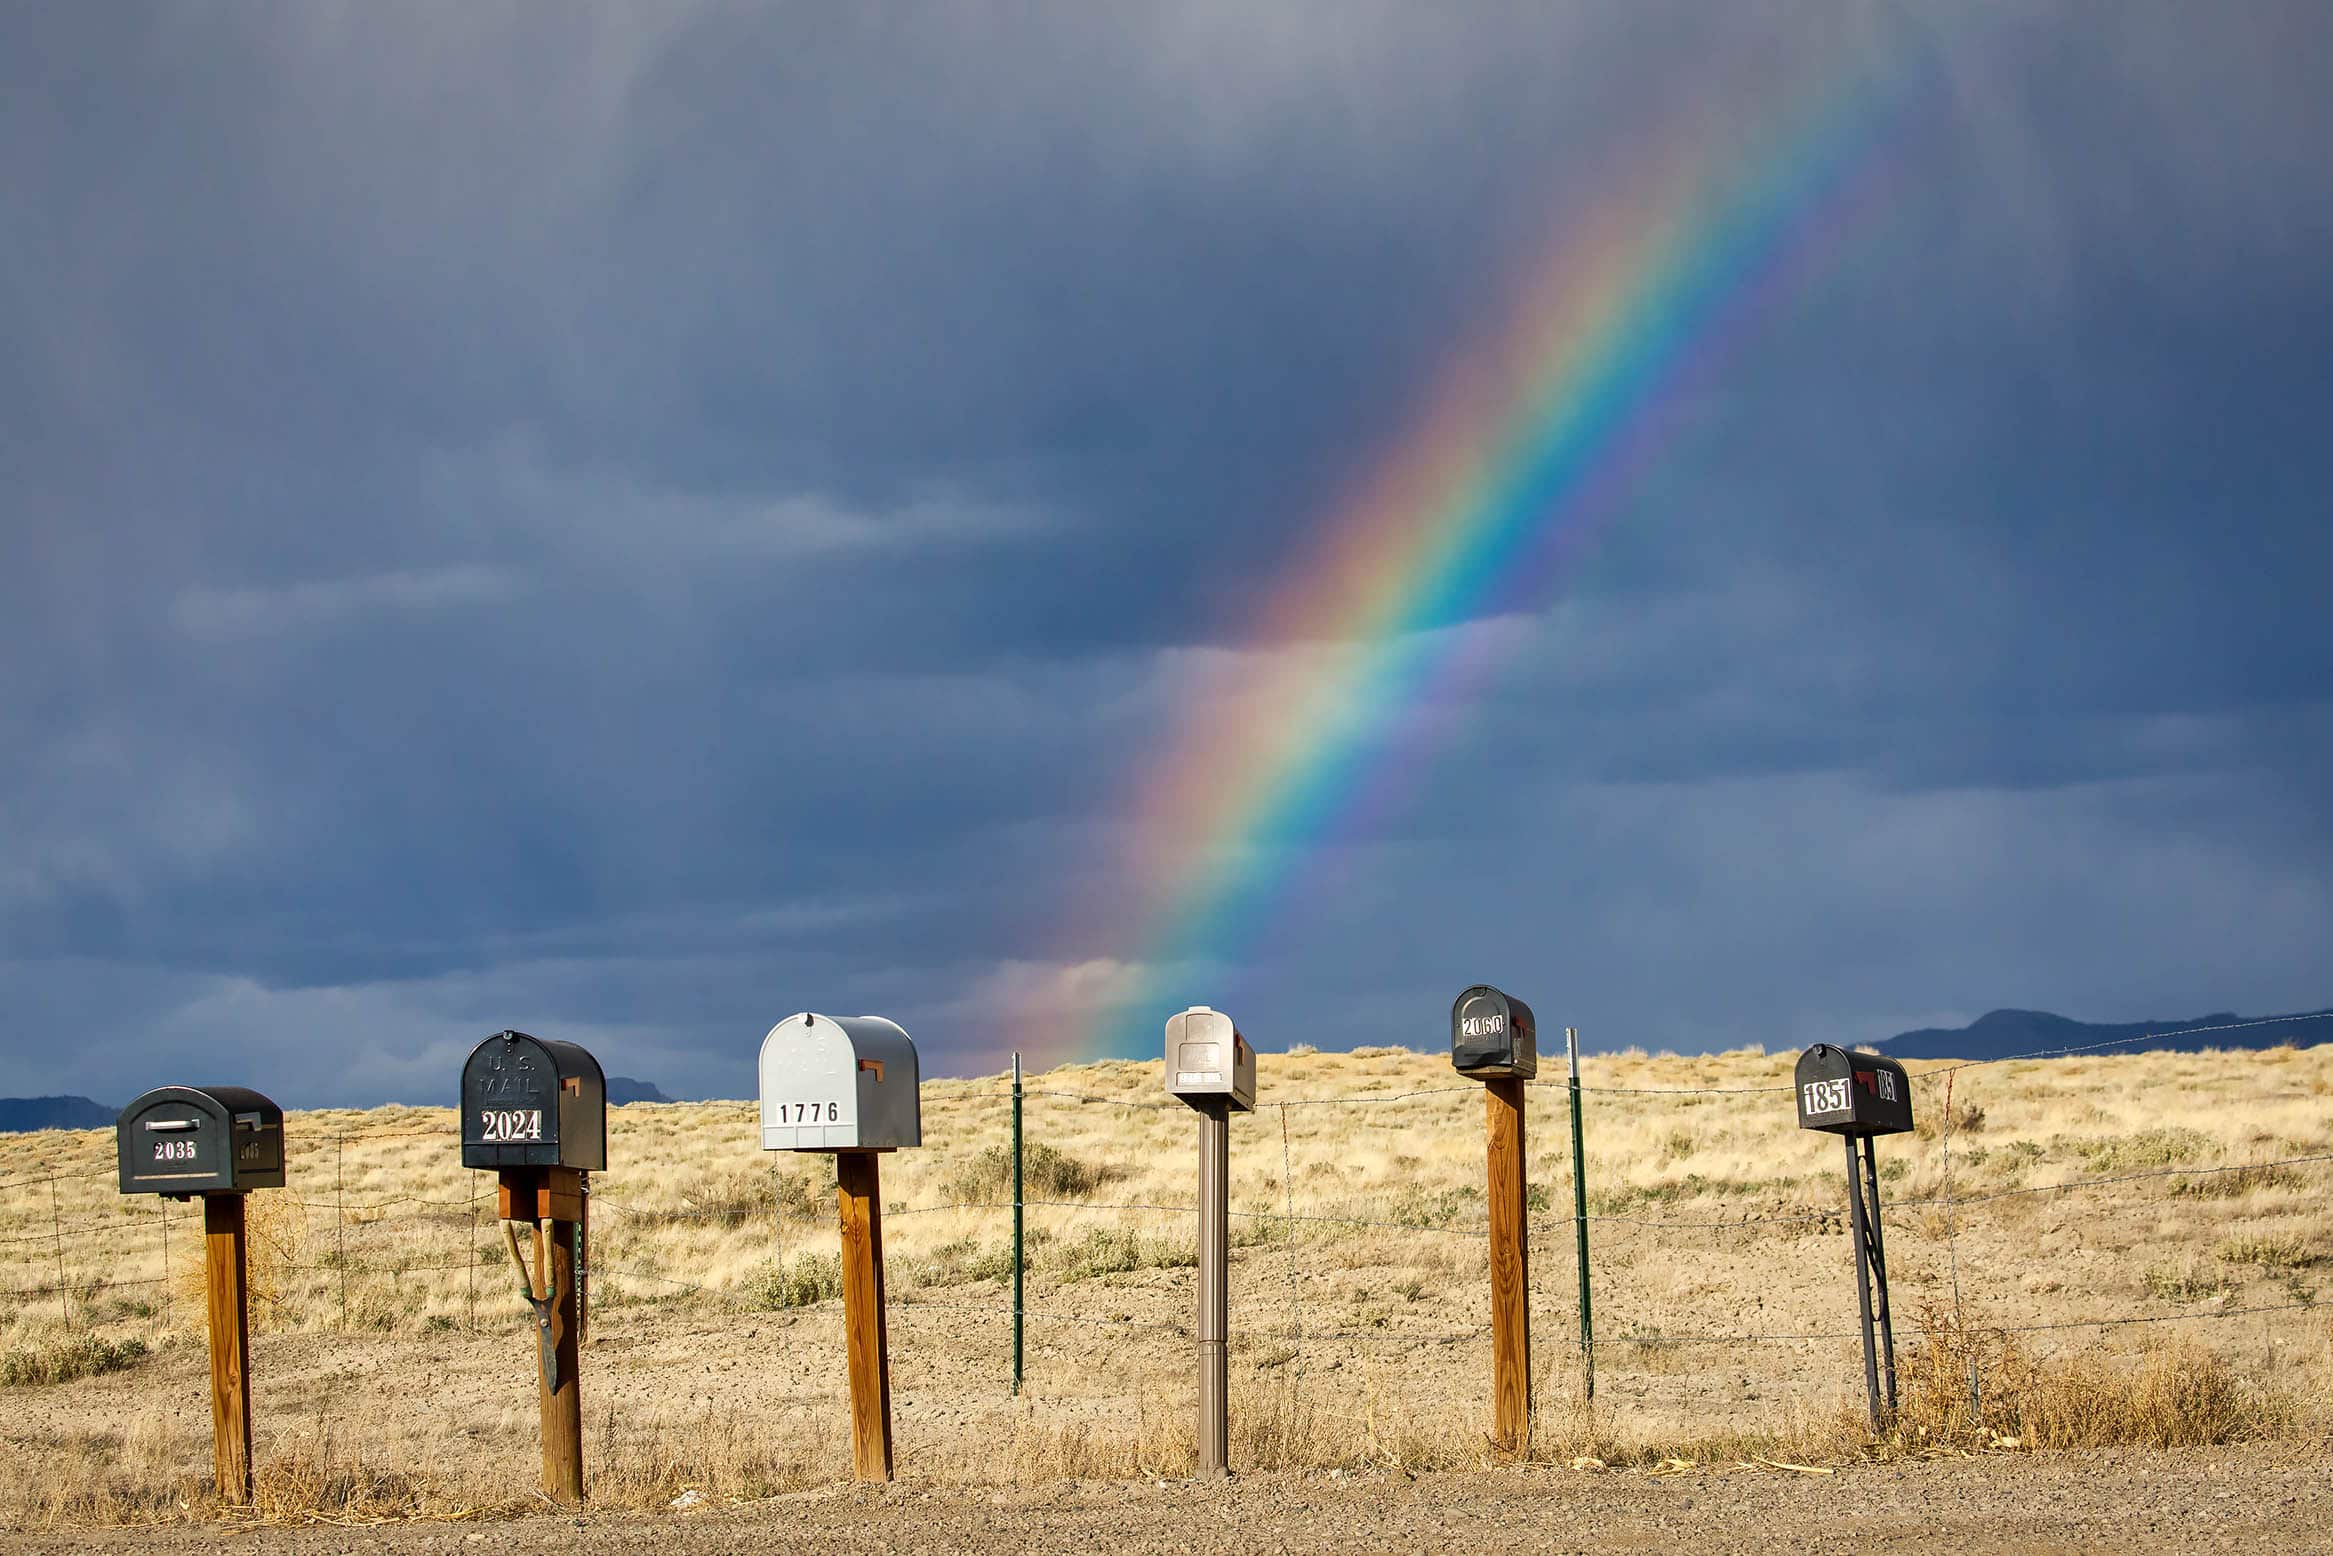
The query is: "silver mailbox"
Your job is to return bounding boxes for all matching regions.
[1165,1006,1255,1112]
[758,1012,922,1151]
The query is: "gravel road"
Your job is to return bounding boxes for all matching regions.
[6,1446,2326,1555]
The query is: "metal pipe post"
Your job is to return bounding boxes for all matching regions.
[1565,1025,1594,1402]
[1012,1051,1025,1396]
[1843,1133,1883,1432]
[1859,1135,1899,1414]
[1197,1099,1229,1477]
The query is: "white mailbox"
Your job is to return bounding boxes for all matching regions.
[1165,1005,1256,1112]
[758,1012,922,1152]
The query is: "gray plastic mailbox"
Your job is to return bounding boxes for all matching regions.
[1451,984,1538,1079]
[758,1013,922,1151]
[116,1086,286,1198]
[1794,1044,1914,1137]
[460,1030,608,1173]
[1165,1006,1256,1112]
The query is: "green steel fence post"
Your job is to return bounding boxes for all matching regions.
[1012,1051,1025,1396]
[1567,1025,1594,1402]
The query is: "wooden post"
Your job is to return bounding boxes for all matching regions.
[836,1151,895,1481]
[540,1208,583,1503]
[498,1168,586,1503]
[202,1193,254,1504]
[1485,1077,1532,1454]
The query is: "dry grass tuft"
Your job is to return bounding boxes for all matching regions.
[944,1141,1112,1204]
[1,1331,150,1387]
[745,1253,842,1309]
[1054,1225,1198,1280]
[1894,1305,2284,1450]
[2220,1234,2317,1271]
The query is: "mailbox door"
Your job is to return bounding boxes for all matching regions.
[1795,1046,1856,1132]
[462,1033,565,1169]
[118,1090,228,1195]
[759,1015,861,1149]
[1452,987,1520,1076]
[1453,986,1540,1079]
[1167,1008,1239,1100]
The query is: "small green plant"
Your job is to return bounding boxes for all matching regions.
[901,1236,1017,1288]
[2069,1128,2215,1173]
[1053,1227,1196,1281]
[943,1143,1111,1205]
[2173,1163,2304,1198]
[746,1253,843,1310]
[1,1333,149,1387]
[2144,1259,2234,1303]
[1383,1184,1484,1228]
[2218,1235,2316,1271]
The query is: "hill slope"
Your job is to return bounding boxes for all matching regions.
[0,1095,113,1133]
[1878,1005,2333,1061]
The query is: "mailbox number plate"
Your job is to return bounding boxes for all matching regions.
[775,1102,842,1124]
[152,1139,199,1162]
[1802,1078,1850,1115]
[479,1108,544,1142]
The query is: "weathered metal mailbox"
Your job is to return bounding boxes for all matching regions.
[1451,984,1538,1080]
[757,1012,926,1483]
[114,1084,286,1504]
[117,1086,285,1199]
[1448,986,1536,1452]
[1167,1003,1254,1479]
[460,1029,605,1505]
[1796,1042,1916,1432]
[460,1030,607,1175]
[1164,1004,1256,1112]
[1795,1043,1912,1138]
[757,1012,922,1152]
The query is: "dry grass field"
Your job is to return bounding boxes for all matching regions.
[2,1040,2328,1528]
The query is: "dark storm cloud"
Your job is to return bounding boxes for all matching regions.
[2,2,2329,1103]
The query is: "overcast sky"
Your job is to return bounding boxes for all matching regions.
[4,3,2329,1106]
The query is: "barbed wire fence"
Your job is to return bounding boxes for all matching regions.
[2,1011,2330,1451]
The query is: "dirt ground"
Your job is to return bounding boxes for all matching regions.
[3,1446,2325,1555]
[9,1047,2330,1541]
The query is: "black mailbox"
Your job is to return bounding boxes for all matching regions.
[1451,984,1538,1079]
[460,1031,607,1172]
[1794,1044,1913,1137]
[116,1086,285,1198]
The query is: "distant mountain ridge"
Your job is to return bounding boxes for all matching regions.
[0,1096,115,1133]
[1877,1007,2333,1062]
[0,1078,675,1135]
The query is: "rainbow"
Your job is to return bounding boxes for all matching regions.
[1016,58,1929,1068]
